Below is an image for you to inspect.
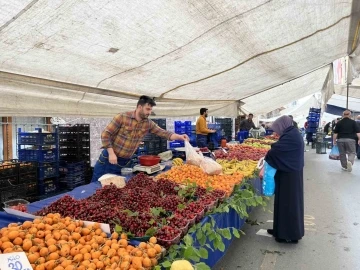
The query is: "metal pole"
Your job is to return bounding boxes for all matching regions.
[346,83,349,109]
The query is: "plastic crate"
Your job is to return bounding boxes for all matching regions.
[169,141,185,149]
[265,129,273,135]
[18,132,56,145]
[0,176,18,186]
[38,178,59,195]
[18,148,57,162]
[237,131,249,142]
[19,161,37,175]
[175,126,192,133]
[0,159,19,178]
[0,180,27,204]
[59,160,85,175]
[309,108,321,113]
[174,121,191,127]
[23,181,38,196]
[59,172,85,190]
[308,122,319,128]
[38,162,59,179]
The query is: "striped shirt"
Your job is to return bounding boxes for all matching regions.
[101,111,173,158]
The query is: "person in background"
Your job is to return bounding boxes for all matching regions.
[259,123,266,134]
[333,110,360,172]
[356,115,360,158]
[240,113,256,131]
[304,117,312,145]
[91,96,189,182]
[265,116,304,243]
[323,121,331,135]
[196,108,216,147]
[288,115,298,129]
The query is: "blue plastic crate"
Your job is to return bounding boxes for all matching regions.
[237,131,249,141]
[308,116,319,122]
[309,108,321,113]
[175,126,192,133]
[174,121,192,127]
[38,178,58,195]
[18,128,57,145]
[169,141,185,149]
[265,129,273,135]
[59,160,85,175]
[18,148,58,162]
[59,172,85,190]
[308,122,319,128]
[37,162,59,179]
[208,123,221,130]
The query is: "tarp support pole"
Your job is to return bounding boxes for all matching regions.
[346,83,349,109]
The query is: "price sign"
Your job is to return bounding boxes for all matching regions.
[0,252,32,270]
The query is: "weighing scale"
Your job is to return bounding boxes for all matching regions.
[133,164,165,174]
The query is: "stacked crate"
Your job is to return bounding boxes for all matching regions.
[58,124,91,188]
[215,118,233,142]
[306,108,321,149]
[167,121,191,149]
[17,128,59,197]
[0,160,39,204]
[142,119,168,155]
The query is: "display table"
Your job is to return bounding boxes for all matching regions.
[0,176,263,268]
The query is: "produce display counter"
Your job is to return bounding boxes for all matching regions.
[0,176,263,268]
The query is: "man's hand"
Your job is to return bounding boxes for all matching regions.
[108,152,118,165]
[176,134,189,141]
[210,129,216,133]
[333,141,337,146]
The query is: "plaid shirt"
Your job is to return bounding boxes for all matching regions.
[101,111,173,158]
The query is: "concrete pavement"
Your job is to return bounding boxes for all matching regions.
[214,147,360,270]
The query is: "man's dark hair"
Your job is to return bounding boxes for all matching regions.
[248,113,254,117]
[137,95,156,107]
[288,115,293,119]
[200,108,208,115]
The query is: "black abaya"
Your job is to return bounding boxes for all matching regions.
[265,126,305,241]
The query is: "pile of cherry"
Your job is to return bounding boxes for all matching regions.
[35,173,226,246]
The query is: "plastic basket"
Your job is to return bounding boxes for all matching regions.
[3,199,29,212]
[18,148,58,162]
[38,162,59,179]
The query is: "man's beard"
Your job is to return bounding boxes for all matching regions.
[140,110,150,119]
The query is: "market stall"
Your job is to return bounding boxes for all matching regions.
[0,135,276,269]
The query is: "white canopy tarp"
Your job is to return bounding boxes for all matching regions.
[0,0,358,117]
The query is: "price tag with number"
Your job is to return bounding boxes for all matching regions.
[0,252,32,270]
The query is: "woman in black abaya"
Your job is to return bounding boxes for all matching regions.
[265,116,305,243]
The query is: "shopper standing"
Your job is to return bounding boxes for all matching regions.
[265,116,304,243]
[304,117,312,145]
[333,110,360,172]
[91,96,189,182]
[195,108,216,147]
[240,113,256,131]
[356,115,360,159]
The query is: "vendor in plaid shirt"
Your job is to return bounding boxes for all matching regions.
[91,96,189,182]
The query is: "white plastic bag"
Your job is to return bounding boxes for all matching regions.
[200,157,222,175]
[185,141,203,166]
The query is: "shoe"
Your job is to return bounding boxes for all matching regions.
[342,167,348,171]
[267,229,274,235]
[275,238,298,244]
[347,161,352,172]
